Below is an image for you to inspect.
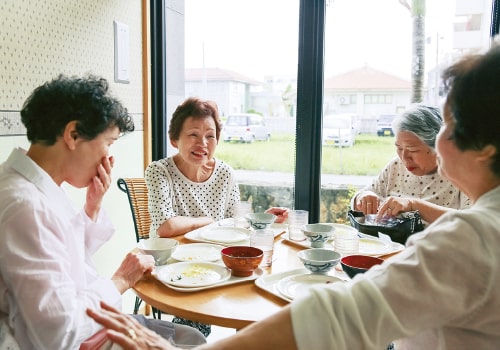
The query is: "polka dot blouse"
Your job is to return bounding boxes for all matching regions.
[145,156,240,237]
[365,157,470,209]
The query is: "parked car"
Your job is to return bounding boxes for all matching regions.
[222,113,271,143]
[376,114,396,136]
[322,114,357,147]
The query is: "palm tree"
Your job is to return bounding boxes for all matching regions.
[399,0,426,103]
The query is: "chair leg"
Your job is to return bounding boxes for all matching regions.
[152,307,162,319]
[133,296,142,314]
[145,303,152,316]
[134,296,162,319]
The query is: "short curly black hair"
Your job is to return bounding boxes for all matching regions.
[21,74,134,145]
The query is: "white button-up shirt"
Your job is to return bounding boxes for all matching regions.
[292,185,500,349]
[0,148,121,349]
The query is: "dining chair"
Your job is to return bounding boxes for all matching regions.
[117,177,161,319]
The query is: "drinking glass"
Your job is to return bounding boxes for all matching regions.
[287,210,309,241]
[234,201,252,228]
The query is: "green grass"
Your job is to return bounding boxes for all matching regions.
[215,133,396,176]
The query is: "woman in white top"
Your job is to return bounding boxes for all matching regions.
[145,97,240,238]
[352,104,470,224]
[0,75,205,349]
[89,43,500,350]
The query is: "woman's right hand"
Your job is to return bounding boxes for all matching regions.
[87,301,178,350]
[354,191,381,215]
[111,252,155,294]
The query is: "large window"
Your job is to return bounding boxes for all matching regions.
[320,0,494,222]
[154,0,498,222]
[184,0,300,212]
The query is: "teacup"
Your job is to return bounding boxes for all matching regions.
[302,223,335,248]
[245,213,276,230]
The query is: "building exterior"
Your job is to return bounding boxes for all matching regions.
[185,68,261,117]
[426,0,492,104]
[324,66,412,133]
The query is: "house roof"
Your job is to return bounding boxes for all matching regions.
[185,68,262,85]
[324,66,411,90]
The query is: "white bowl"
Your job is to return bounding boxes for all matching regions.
[297,248,341,274]
[245,213,277,230]
[302,223,335,248]
[137,238,178,265]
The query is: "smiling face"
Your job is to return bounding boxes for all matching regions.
[170,116,218,167]
[67,125,119,188]
[394,131,438,176]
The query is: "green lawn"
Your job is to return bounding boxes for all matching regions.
[215,133,396,176]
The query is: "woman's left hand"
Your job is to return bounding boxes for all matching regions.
[377,197,414,220]
[265,207,289,224]
[111,252,155,294]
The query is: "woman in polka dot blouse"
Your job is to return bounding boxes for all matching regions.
[145,97,240,336]
[145,97,240,238]
[352,104,470,225]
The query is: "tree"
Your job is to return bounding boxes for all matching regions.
[399,0,426,103]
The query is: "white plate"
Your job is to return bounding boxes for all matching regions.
[358,237,394,256]
[199,227,250,243]
[186,221,286,246]
[277,274,344,300]
[171,243,225,262]
[156,262,231,288]
[326,223,359,237]
[159,267,265,292]
[255,268,349,302]
[185,225,248,246]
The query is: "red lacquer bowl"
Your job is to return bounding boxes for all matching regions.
[221,246,263,277]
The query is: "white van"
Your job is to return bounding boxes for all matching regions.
[222,113,271,143]
[322,114,357,147]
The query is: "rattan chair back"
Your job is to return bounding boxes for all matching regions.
[117,178,151,242]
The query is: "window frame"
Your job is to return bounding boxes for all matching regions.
[149,0,500,223]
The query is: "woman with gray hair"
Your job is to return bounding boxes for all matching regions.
[352,104,470,225]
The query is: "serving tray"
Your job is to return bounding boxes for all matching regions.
[255,268,349,302]
[153,265,265,292]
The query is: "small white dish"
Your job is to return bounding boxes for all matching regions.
[199,227,250,244]
[156,261,231,288]
[277,273,344,300]
[358,237,394,256]
[158,267,265,292]
[171,243,225,262]
[326,223,358,238]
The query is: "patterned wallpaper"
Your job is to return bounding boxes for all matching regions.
[0,0,144,135]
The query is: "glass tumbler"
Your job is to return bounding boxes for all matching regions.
[288,210,309,241]
[234,201,252,228]
[333,230,359,257]
[250,229,274,267]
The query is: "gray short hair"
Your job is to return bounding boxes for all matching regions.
[391,104,442,148]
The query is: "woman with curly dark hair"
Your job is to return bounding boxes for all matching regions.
[0,75,206,349]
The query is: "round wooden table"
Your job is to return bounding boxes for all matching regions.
[133,236,305,329]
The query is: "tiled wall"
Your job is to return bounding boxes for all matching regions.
[0,1,148,300]
[0,0,144,135]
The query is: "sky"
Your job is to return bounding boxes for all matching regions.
[185,0,456,81]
